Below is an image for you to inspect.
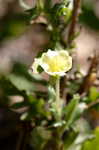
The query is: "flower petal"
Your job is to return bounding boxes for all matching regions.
[31,58,41,73]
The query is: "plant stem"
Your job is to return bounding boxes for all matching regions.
[56,76,60,107]
[56,76,61,120]
[87,99,99,109]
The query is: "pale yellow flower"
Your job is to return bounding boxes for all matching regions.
[31,49,72,76]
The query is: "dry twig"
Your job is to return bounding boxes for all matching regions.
[79,51,98,94]
[60,0,81,100]
[67,0,81,46]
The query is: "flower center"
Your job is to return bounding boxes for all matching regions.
[43,55,68,72]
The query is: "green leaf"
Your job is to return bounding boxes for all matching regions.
[12,63,48,85]
[8,74,35,92]
[25,97,50,119]
[48,85,56,101]
[44,0,52,12]
[20,112,29,120]
[89,87,99,101]
[30,127,51,150]
[79,8,99,31]
[63,95,79,117]
[64,131,78,150]
[7,63,48,94]
[25,7,40,20]
[0,76,22,96]
[37,65,44,73]
[73,118,91,133]
[74,133,94,145]
[51,3,71,25]
[53,120,66,127]
[11,101,28,109]
[64,132,94,150]
[63,94,87,129]
[82,127,99,150]
[63,95,81,127]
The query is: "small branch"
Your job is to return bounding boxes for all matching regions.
[87,99,99,109]
[79,51,98,94]
[60,0,81,101]
[67,0,81,47]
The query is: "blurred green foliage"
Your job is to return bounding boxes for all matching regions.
[80,8,99,31]
[82,127,99,150]
[0,14,28,41]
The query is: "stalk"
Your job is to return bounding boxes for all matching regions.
[55,76,61,120]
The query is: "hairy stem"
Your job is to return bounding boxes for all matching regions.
[55,76,61,120]
[56,77,60,107]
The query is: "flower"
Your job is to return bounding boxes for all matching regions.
[31,49,72,76]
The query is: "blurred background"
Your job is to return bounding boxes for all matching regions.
[0,0,99,150]
[0,0,99,74]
